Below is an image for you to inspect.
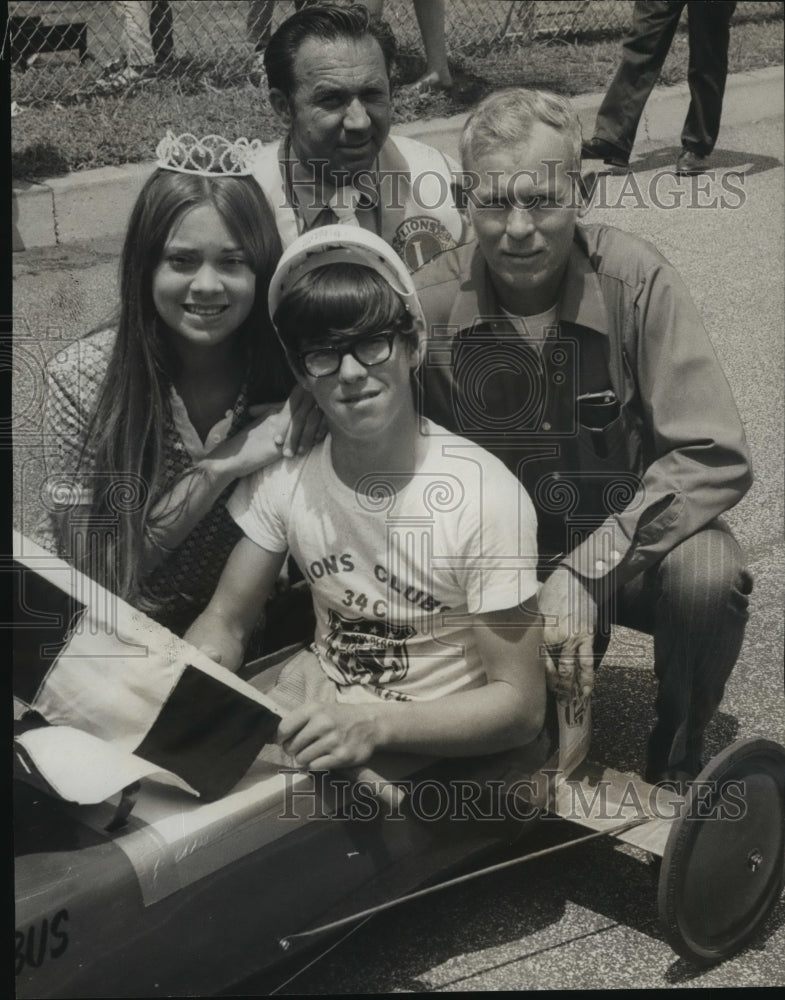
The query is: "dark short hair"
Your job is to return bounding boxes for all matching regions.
[264,2,397,97]
[273,263,417,370]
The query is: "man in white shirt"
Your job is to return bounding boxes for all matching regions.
[251,2,466,273]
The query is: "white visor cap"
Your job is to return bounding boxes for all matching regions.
[268,225,427,341]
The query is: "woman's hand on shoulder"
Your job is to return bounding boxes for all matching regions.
[239,385,325,464]
[270,384,326,458]
[201,386,325,486]
[202,408,287,485]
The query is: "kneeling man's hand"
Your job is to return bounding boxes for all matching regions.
[538,567,597,701]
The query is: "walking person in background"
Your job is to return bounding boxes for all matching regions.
[581,1,737,174]
[105,1,175,83]
[403,0,453,93]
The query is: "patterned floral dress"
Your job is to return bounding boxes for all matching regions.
[40,329,277,640]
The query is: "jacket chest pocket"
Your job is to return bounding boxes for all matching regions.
[576,391,625,461]
[575,396,642,514]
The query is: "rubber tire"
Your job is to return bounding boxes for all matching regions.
[657,737,785,965]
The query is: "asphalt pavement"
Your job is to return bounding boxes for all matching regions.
[11,69,785,993]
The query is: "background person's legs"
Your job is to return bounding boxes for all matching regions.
[247,1,331,54]
[117,0,155,69]
[411,0,452,91]
[247,0,377,85]
[149,0,173,67]
[362,0,385,17]
[681,0,737,156]
[111,0,172,80]
[247,0,274,53]
[588,0,686,161]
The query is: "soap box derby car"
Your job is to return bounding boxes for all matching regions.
[12,531,785,997]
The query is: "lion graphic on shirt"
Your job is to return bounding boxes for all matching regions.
[324,609,416,686]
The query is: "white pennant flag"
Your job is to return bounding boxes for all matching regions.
[12,531,282,807]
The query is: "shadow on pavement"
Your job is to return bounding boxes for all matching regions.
[589,145,782,178]
[664,896,785,984]
[590,663,740,777]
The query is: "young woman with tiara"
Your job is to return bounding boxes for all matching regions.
[40,132,321,647]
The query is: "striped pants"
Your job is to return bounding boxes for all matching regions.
[598,518,752,780]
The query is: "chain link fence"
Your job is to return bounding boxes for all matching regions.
[8,0,784,106]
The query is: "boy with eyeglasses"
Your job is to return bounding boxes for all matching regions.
[185,226,546,772]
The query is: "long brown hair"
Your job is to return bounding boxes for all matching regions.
[67,169,290,601]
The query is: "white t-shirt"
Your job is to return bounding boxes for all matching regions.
[499,304,559,353]
[228,421,538,703]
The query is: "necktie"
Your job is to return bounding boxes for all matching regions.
[327,187,362,227]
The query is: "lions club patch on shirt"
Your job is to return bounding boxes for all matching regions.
[393,216,457,273]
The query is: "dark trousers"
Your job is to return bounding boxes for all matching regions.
[247,0,319,52]
[593,1,737,157]
[594,519,752,779]
[149,0,174,66]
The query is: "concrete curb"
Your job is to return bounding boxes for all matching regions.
[12,65,784,251]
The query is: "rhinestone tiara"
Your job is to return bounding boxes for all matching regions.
[155,131,262,176]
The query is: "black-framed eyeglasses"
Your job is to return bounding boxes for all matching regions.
[298,332,396,378]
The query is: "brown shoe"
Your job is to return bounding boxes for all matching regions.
[676,149,710,175]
